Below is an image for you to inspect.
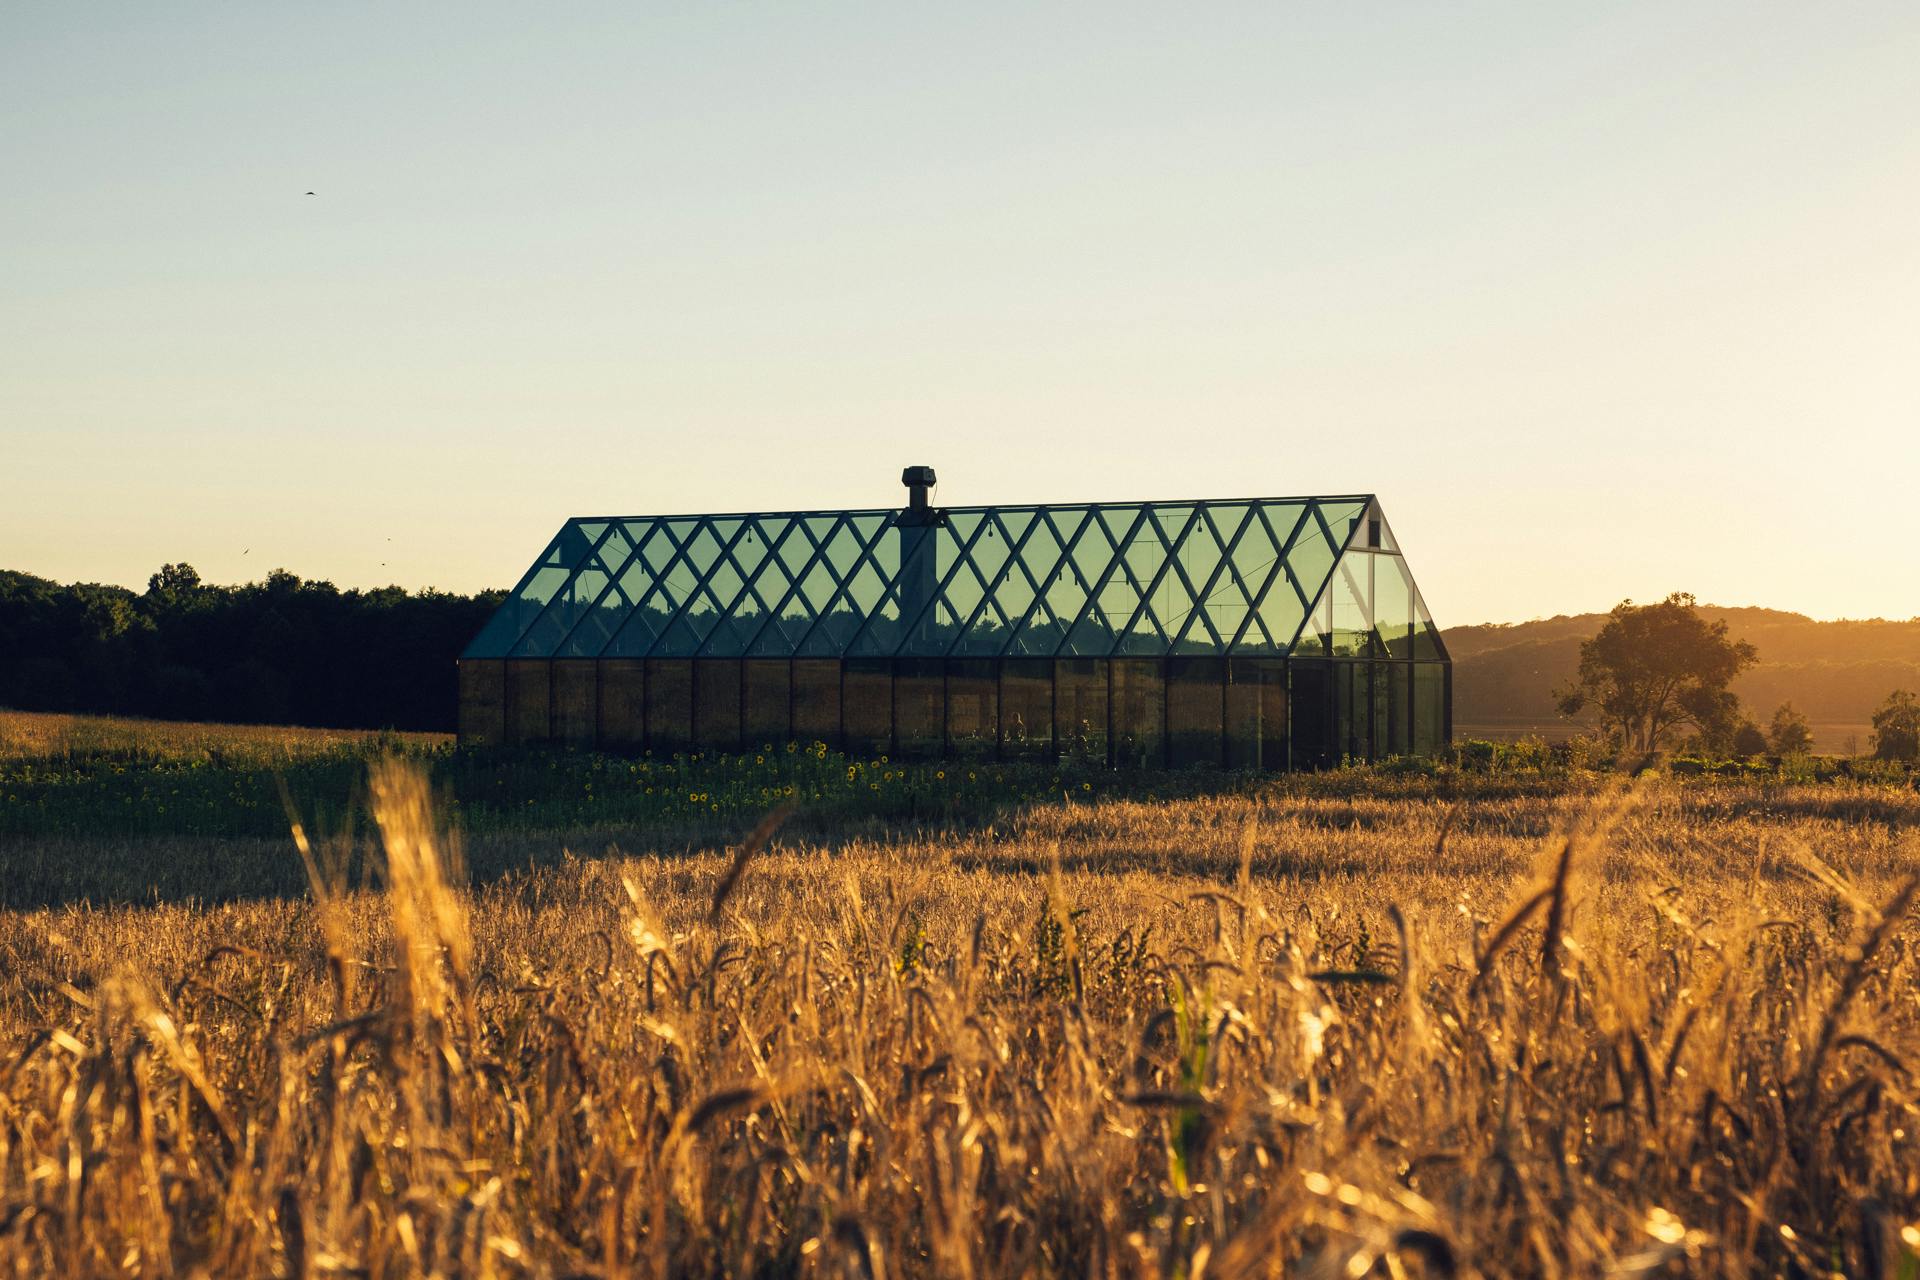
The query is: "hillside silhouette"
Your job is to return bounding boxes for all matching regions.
[1446,606,1920,751]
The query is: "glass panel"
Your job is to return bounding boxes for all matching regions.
[655,522,751,657]
[792,659,841,748]
[1289,661,1333,771]
[950,595,1021,656]
[842,659,892,756]
[1004,513,1068,656]
[1414,663,1448,756]
[1320,500,1370,552]
[698,552,741,637]
[560,521,648,656]
[1334,662,1371,763]
[1225,658,1281,770]
[820,517,898,659]
[552,660,597,746]
[1342,501,1396,552]
[556,520,665,658]
[946,659,997,758]
[1369,507,1399,552]
[1328,554,1375,658]
[1033,509,1098,657]
[1273,507,1338,652]
[1261,659,1290,770]
[1295,580,1333,658]
[699,520,784,657]
[702,582,772,657]
[1412,590,1447,660]
[1381,662,1413,758]
[1167,657,1224,767]
[1244,506,1305,656]
[698,514,741,587]
[464,524,601,658]
[1376,554,1417,659]
[645,659,692,753]
[598,660,646,749]
[652,610,705,660]
[748,516,840,657]
[601,519,701,658]
[743,659,790,748]
[950,511,1038,657]
[1146,507,1202,652]
[506,659,551,744]
[805,519,895,655]
[733,517,778,577]
[1112,512,1171,655]
[1371,662,1389,759]
[666,519,725,611]
[510,521,637,660]
[939,512,999,655]
[1061,507,1139,657]
[894,658,943,757]
[844,567,907,657]
[510,527,627,657]
[1000,659,1053,761]
[457,660,506,745]
[1196,505,1255,652]
[1056,659,1109,765]
[1112,659,1164,768]
[1060,603,1119,657]
[1226,504,1294,653]
[1169,510,1228,655]
[694,660,742,752]
[859,513,903,590]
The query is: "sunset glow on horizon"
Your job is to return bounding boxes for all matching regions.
[4,3,1915,624]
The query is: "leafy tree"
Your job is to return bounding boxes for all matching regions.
[146,562,203,608]
[1766,702,1814,756]
[1872,689,1920,762]
[1730,721,1767,759]
[1555,593,1758,753]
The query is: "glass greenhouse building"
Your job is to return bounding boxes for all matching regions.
[457,471,1450,768]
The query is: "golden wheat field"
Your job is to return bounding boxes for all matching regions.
[3,723,1920,1277]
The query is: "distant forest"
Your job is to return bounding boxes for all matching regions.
[0,565,502,733]
[1448,606,1920,751]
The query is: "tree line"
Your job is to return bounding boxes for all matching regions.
[0,565,502,733]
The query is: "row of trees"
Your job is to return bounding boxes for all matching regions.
[0,565,502,732]
[1557,593,1920,761]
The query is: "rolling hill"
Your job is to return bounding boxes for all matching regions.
[1444,606,1920,752]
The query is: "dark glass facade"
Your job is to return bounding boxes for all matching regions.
[459,494,1450,768]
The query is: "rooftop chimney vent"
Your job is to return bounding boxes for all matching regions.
[900,465,938,522]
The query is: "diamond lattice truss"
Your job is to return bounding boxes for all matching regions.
[462,496,1446,663]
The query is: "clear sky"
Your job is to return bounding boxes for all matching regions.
[4,3,1916,624]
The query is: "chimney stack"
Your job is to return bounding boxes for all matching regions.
[900,465,937,523]
[897,465,941,647]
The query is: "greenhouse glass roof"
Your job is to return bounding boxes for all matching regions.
[462,495,1446,662]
